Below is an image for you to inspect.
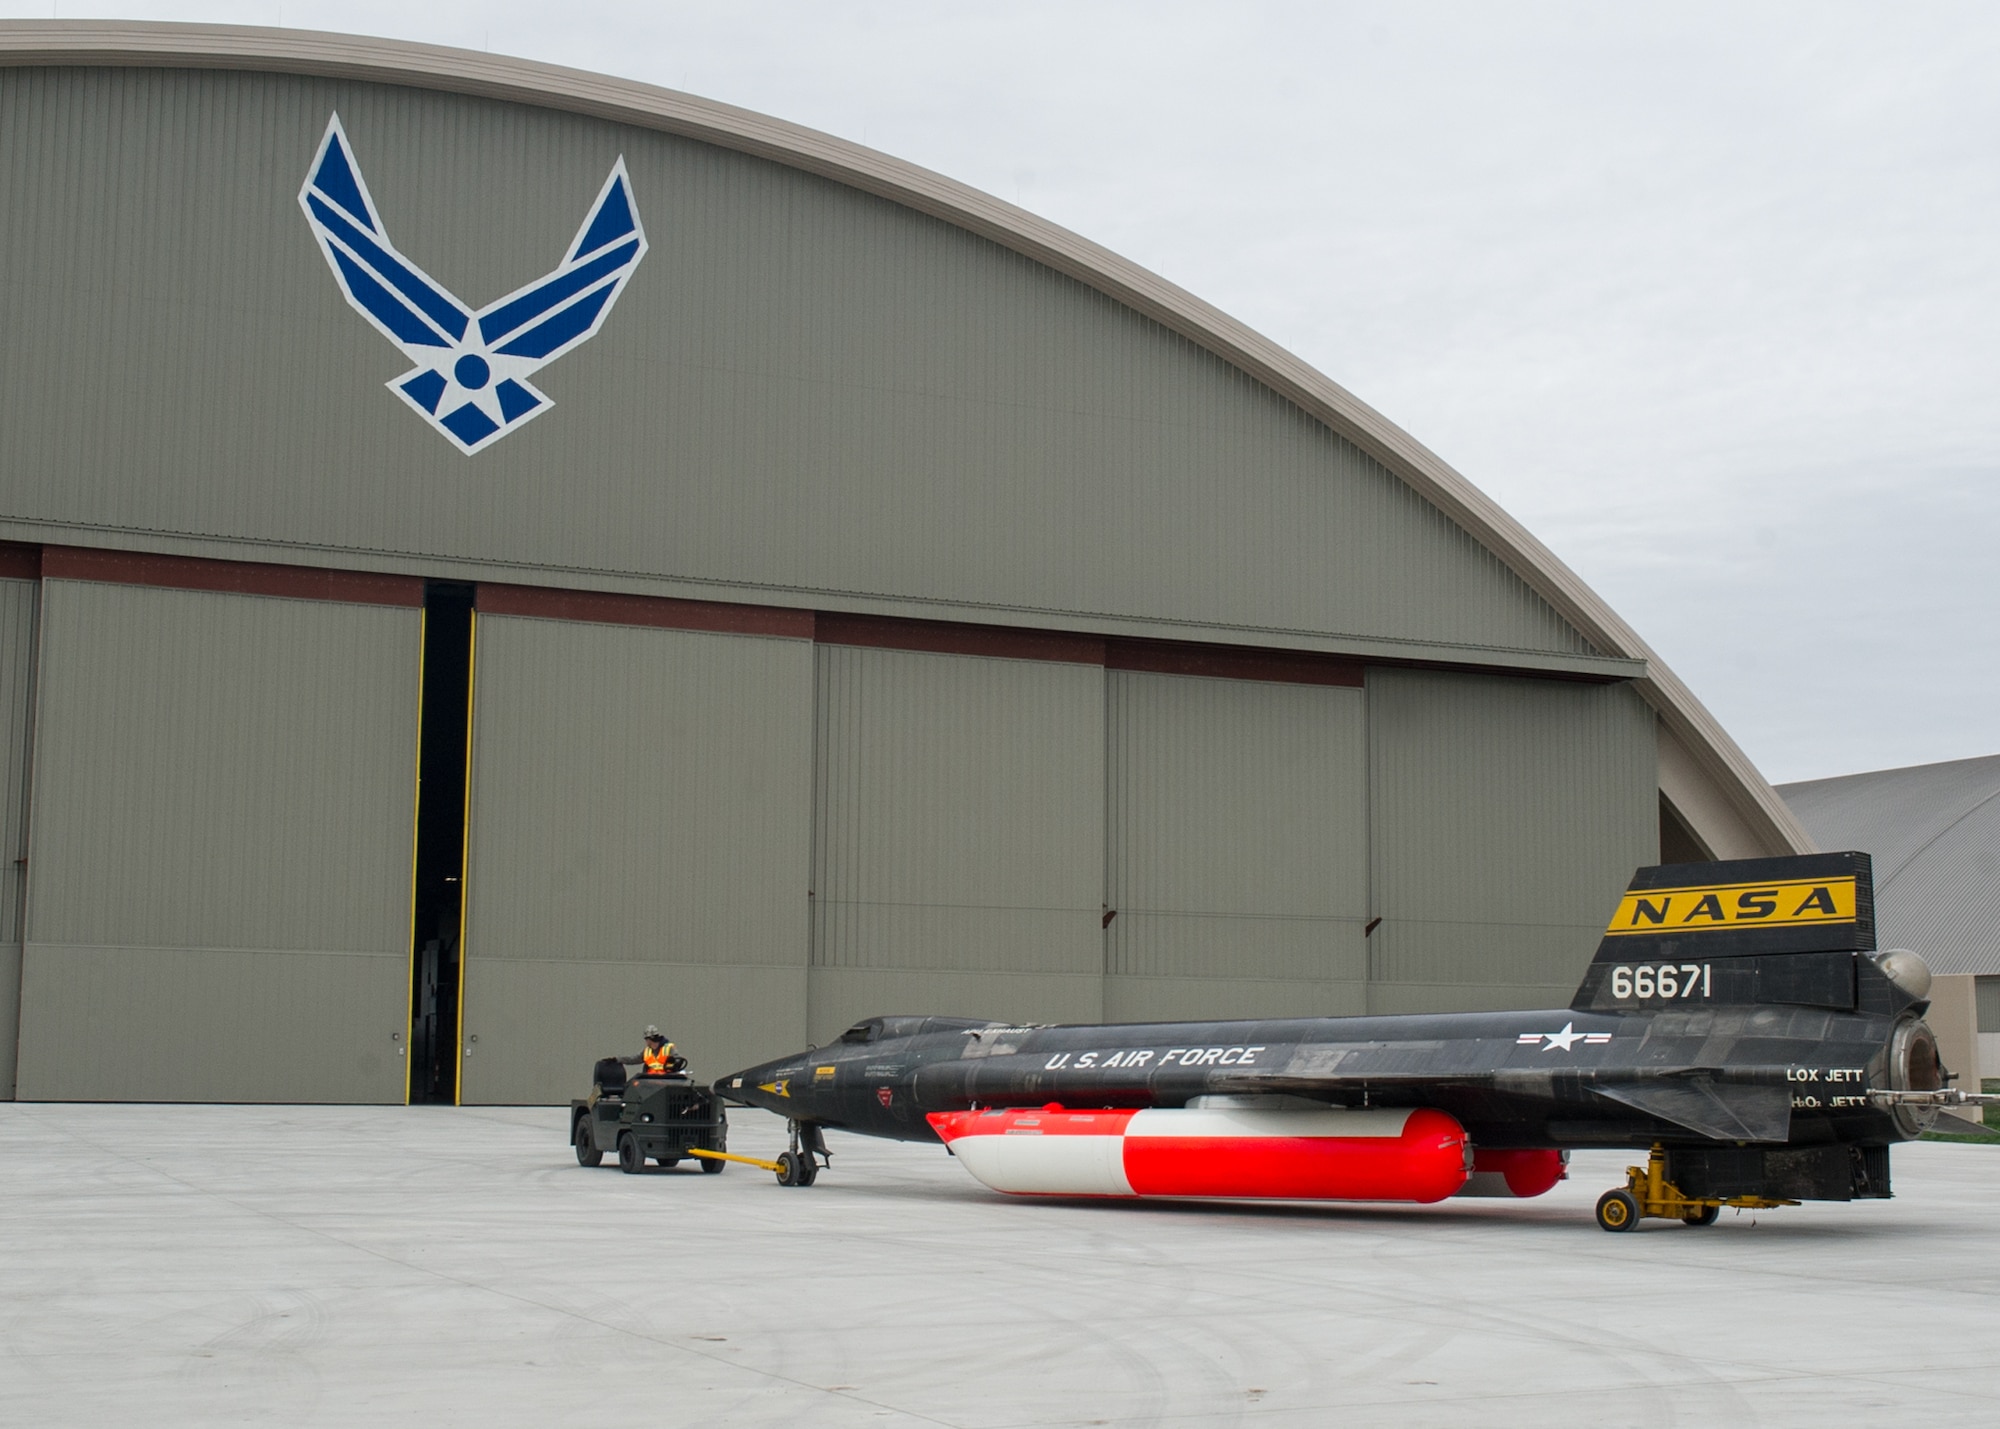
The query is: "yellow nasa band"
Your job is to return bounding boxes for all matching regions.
[1604,876,1857,936]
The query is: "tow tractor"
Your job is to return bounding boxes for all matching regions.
[570,1056,730,1174]
[569,1057,831,1184]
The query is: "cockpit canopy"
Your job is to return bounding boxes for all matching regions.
[837,1015,1005,1045]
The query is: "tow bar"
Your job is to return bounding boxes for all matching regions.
[687,1124,825,1187]
[686,1148,783,1173]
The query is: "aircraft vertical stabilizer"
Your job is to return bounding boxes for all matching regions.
[1570,852,1875,1013]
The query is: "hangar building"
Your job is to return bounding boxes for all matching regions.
[1782,754,2000,1100]
[0,23,1810,1105]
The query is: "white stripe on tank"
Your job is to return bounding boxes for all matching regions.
[948,1129,1134,1195]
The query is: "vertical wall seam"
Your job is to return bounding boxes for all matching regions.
[807,637,825,1011]
[2,580,43,1098]
[1101,665,1116,986]
[1363,664,1376,1010]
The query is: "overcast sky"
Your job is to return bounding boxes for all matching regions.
[9,1,1997,784]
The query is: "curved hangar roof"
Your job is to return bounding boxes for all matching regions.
[1781,755,2000,976]
[0,21,1808,861]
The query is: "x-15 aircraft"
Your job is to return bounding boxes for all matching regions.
[719,852,1995,1229]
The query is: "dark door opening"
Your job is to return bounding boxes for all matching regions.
[409,582,474,1104]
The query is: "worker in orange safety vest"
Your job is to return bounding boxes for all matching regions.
[623,1026,685,1078]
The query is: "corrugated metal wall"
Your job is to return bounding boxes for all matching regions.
[15,581,421,1101]
[458,615,813,1103]
[0,578,36,1098]
[1366,669,1658,1013]
[0,70,1680,1095]
[1105,672,1368,1022]
[0,68,1598,671]
[810,645,1104,1042]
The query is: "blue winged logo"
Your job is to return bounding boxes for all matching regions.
[299,114,647,455]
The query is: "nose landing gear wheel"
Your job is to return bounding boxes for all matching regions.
[574,1121,602,1167]
[617,1133,646,1175]
[775,1150,819,1187]
[1595,1189,1640,1232]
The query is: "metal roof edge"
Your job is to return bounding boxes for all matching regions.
[0,520,1646,681]
[0,19,1805,853]
[1777,752,2000,797]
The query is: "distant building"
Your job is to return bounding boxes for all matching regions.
[1781,755,2000,1091]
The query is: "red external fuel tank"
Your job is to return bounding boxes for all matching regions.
[927,1102,1470,1203]
[1457,1147,1567,1199]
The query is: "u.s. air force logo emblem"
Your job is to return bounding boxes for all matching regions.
[299,115,647,454]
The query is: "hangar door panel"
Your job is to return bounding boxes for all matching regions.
[459,617,812,1104]
[1105,672,1368,1022]
[0,578,36,1099]
[811,645,1104,1043]
[17,581,421,1101]
[1367,669,1657,1014]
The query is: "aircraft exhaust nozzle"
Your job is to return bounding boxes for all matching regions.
[1880,1013,1947,1138]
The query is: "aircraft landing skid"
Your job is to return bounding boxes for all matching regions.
[1595,1144,1796,1231]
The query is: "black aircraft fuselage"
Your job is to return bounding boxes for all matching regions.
[729,998,1934,1150]
[719,853,1956,1208]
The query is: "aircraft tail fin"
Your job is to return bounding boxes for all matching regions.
[1571,851,1875,1013]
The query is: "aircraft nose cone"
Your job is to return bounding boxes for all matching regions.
[714,1054,812,1115]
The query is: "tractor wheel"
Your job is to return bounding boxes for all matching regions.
[701,1154,725,1174]
[618,1134,645,1175]
[1683,1203,1721,1227]
[574,1119,602,1168]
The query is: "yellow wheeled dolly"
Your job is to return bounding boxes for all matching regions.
[1595,1144,1798,1231]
